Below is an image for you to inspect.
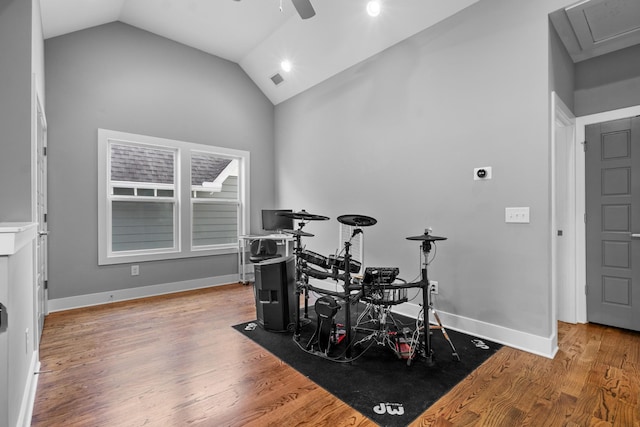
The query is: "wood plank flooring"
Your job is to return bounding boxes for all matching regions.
[31,283,640,426]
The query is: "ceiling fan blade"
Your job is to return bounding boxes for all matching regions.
[291,0,316,19]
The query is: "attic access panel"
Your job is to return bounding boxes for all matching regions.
[565,0,640,60]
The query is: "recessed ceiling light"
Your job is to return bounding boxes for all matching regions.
[280,60,292,73]
[366,1,381,17]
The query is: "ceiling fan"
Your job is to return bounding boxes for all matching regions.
[290,0,316,19]
[234,0,315,19]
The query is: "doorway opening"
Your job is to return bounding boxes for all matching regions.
[570,104,640,325]
[551,103,640,324]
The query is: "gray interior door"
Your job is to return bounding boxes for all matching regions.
[585,117,639,331]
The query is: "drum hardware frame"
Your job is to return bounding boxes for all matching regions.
[339,237,356,358]
[406,230,460,365]
[290,220,312,338]
[353,267,410,358]
[293,215,376,359]
[285,215,460,367]
[353,296,415,359]
[278,210,330,339]
[298,232,360,357]
[327,214,377,358]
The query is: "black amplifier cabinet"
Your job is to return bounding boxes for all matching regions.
[254,255,296,332]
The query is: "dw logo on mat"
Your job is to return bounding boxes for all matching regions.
[373,402,405,416]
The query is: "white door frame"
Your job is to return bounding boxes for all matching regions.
[551,92,576,324]
[36,93,48,316]
[32,78,48,348]
[574,104,640,323]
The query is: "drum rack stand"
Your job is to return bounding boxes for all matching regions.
[283,211,459,366]
[414,236,460,365]
[294,237,362,359]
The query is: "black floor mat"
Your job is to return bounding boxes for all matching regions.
[233,307,501,427]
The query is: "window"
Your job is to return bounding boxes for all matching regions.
[110,143,178,253]
[98,129,249,265]
[191,152,239,249]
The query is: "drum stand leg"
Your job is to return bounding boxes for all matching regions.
[293,230,305,339]
[295,279,310,339]
[342,241,355,359]
[419,238,461,366]
[421,279,435,367]
[294,281,303,339]
[353,302,410,358]
[420,273,460,364]
[429,306,460,361]
[353,303,387,347]
[292,221,315,339]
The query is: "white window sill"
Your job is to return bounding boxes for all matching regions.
[99,245,238,265]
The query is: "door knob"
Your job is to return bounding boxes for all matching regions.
[632,234,640,238]
[38,231,49,237]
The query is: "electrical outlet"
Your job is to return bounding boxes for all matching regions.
[429,280,438,295]
[131,265,140,276]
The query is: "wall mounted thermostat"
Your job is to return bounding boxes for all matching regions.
[474,166,492,180]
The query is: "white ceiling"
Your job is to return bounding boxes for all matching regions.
[39,0,480,104]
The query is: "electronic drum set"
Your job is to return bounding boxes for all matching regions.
[275,210,459,366]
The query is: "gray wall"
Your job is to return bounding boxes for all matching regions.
[45,22,275,299]
[1,2,45,426]
[549,20,575,112]
[0,0,33,221]
[275,0,571,339]
[574,43,640,116]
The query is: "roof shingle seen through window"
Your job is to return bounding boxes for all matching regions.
[191,154,232,186]
[111,144,174,184]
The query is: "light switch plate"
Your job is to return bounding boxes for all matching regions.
[505,207,530,223]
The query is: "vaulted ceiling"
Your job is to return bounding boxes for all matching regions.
[39,0,480,104]
[40,0,640,105]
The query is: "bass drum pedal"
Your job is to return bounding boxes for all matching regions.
[313,295,341,354]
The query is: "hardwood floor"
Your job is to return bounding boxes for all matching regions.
[31,284,640,426]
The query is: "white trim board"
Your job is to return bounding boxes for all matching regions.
[16,354,39,427]
[48,275,239,312]
[392,302,558,359]
[551,92,577,329]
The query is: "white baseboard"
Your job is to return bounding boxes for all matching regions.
[46,278,559,358]
[392,302,558,359]
[16,354,39,427]
[47,274,238,312]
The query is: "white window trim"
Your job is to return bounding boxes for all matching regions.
[107,141,180,259]
[190,153,240,251]
[98,128,250,265]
